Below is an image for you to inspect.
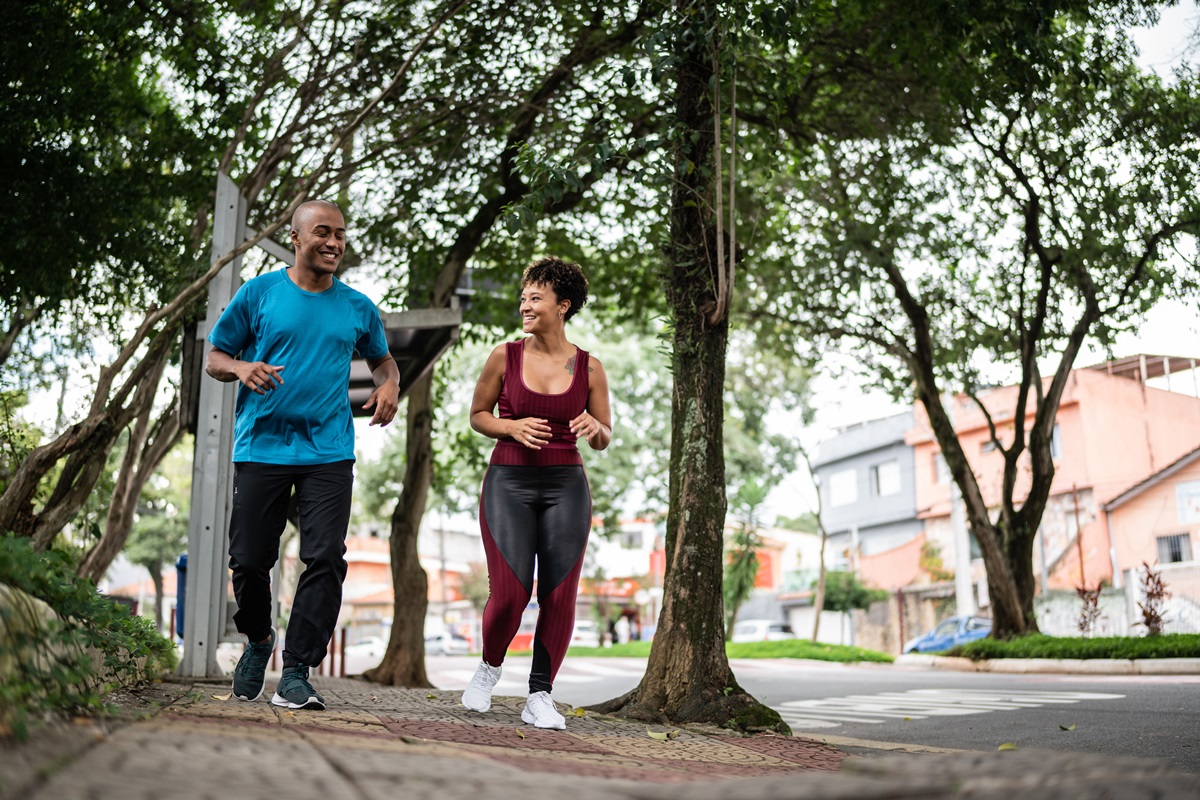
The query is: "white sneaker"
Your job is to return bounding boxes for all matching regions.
[521,691,566,730]
[461,661,502,712]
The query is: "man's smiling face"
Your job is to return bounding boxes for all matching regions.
[290,203,346,275]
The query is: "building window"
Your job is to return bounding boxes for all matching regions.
[1050,423,1063,460]
[932,453,950,484]
[870,460,901,497]
[1156,533,1193,564]
[828,468,857,507]
[1175,481,1200,525]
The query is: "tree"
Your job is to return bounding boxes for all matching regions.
[723,480,766,636]
[821,571,887,613]
[747,1,1200,638]
[0,2,468,576]
[589,0,784,733]
[362,1,661,688]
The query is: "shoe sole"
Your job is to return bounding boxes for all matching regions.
[271,692,325,710]
[521,709,566,730]
[233,687,264,702]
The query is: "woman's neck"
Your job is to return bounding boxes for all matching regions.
[525,329,572,357]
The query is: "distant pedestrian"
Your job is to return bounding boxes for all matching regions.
[461,257,612,729]
[206,199,400,711]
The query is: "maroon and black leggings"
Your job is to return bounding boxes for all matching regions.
[479,464,591,694]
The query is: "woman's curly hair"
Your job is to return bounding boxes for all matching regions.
[521,257,588,322]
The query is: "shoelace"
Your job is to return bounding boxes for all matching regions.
[469,667,497,689]
[238,640,272,673]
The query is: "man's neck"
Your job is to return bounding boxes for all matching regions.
[288,264,334,292]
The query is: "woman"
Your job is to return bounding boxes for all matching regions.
[460,257,612,730]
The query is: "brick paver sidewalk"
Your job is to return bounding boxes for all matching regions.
[5,675,1198,799]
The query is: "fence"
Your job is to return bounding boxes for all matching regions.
[854,561,1200,654]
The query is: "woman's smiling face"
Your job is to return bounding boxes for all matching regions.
[519,281,568,333]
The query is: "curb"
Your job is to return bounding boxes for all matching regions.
[893,654,1200,674]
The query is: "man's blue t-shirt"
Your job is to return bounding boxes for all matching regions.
[207,268,389,465]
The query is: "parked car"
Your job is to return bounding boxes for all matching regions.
[425,629,471,656]
[344,636,385,660]
[903,615,992,653]
[570,619,601,648]
[730,619,796,643]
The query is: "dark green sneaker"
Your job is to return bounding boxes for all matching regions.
[271,664,325,710]
[232,628,275,701]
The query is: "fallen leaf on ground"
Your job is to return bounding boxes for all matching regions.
[515,728,525,739]
[998,742,1018,751]
[211,693,232,701]
[647,727,668,740]
[570,708,586,717]
[666,729,681,740]
[400,736,421,744]
[1059,724,1076,731]
[426,694,437,699]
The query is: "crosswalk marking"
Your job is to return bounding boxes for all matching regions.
[775,688,1124,730]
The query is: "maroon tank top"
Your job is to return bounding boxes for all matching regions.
[489,339,590,467]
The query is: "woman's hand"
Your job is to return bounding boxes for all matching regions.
[509,417,551,449]
[569,412,604,443]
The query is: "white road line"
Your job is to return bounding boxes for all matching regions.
[776,688,1125,730]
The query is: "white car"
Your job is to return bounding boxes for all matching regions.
[425,630,471,656]
[570,619,601,648]
[344,636,386,659]
[730,619,796,643]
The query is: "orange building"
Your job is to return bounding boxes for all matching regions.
[905,356,1200,591]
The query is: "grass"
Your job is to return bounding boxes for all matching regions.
[947,633,1200,661]
[563,639,892,663]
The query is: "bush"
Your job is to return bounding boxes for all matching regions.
[567,638,893,663]
[0,535,177,739]
[950,633,1200,661]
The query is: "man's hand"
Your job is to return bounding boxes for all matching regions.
[364,353,401,427]
[234,361,285,395]
[363,382,399,427]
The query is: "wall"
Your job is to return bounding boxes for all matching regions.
[1107,454,1200,573]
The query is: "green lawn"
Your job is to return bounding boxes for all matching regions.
[563,639,892,663]
[947,633,1200,660]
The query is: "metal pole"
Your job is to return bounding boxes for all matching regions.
[1072,484,1085,587]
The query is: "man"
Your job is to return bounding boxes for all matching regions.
[205,199,399,710]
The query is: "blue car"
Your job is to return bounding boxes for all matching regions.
[903,615,992,653]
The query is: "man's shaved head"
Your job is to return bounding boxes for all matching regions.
[291,199,343,231]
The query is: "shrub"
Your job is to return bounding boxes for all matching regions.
[1137,562,1170,636]
[1076,584,1102,636]
[0,535,176,739]
[951,633,1200,661]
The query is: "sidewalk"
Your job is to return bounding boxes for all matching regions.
[4,675,1198,799]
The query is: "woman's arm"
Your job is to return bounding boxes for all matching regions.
[570,356,612,451]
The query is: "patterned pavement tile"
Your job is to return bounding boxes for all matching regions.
[710,734,849,770]
[578,734,799,766]
[379,719,615,753]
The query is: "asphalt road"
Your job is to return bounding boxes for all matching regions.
[419,654,1200,774]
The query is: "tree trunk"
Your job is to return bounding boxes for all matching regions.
[79,396,183,583]
[363,374,434,688]
[150,562,165,633]
[589,0,784,733]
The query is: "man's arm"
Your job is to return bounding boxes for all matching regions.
[206,347,285,394]
[363,354,400,427]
